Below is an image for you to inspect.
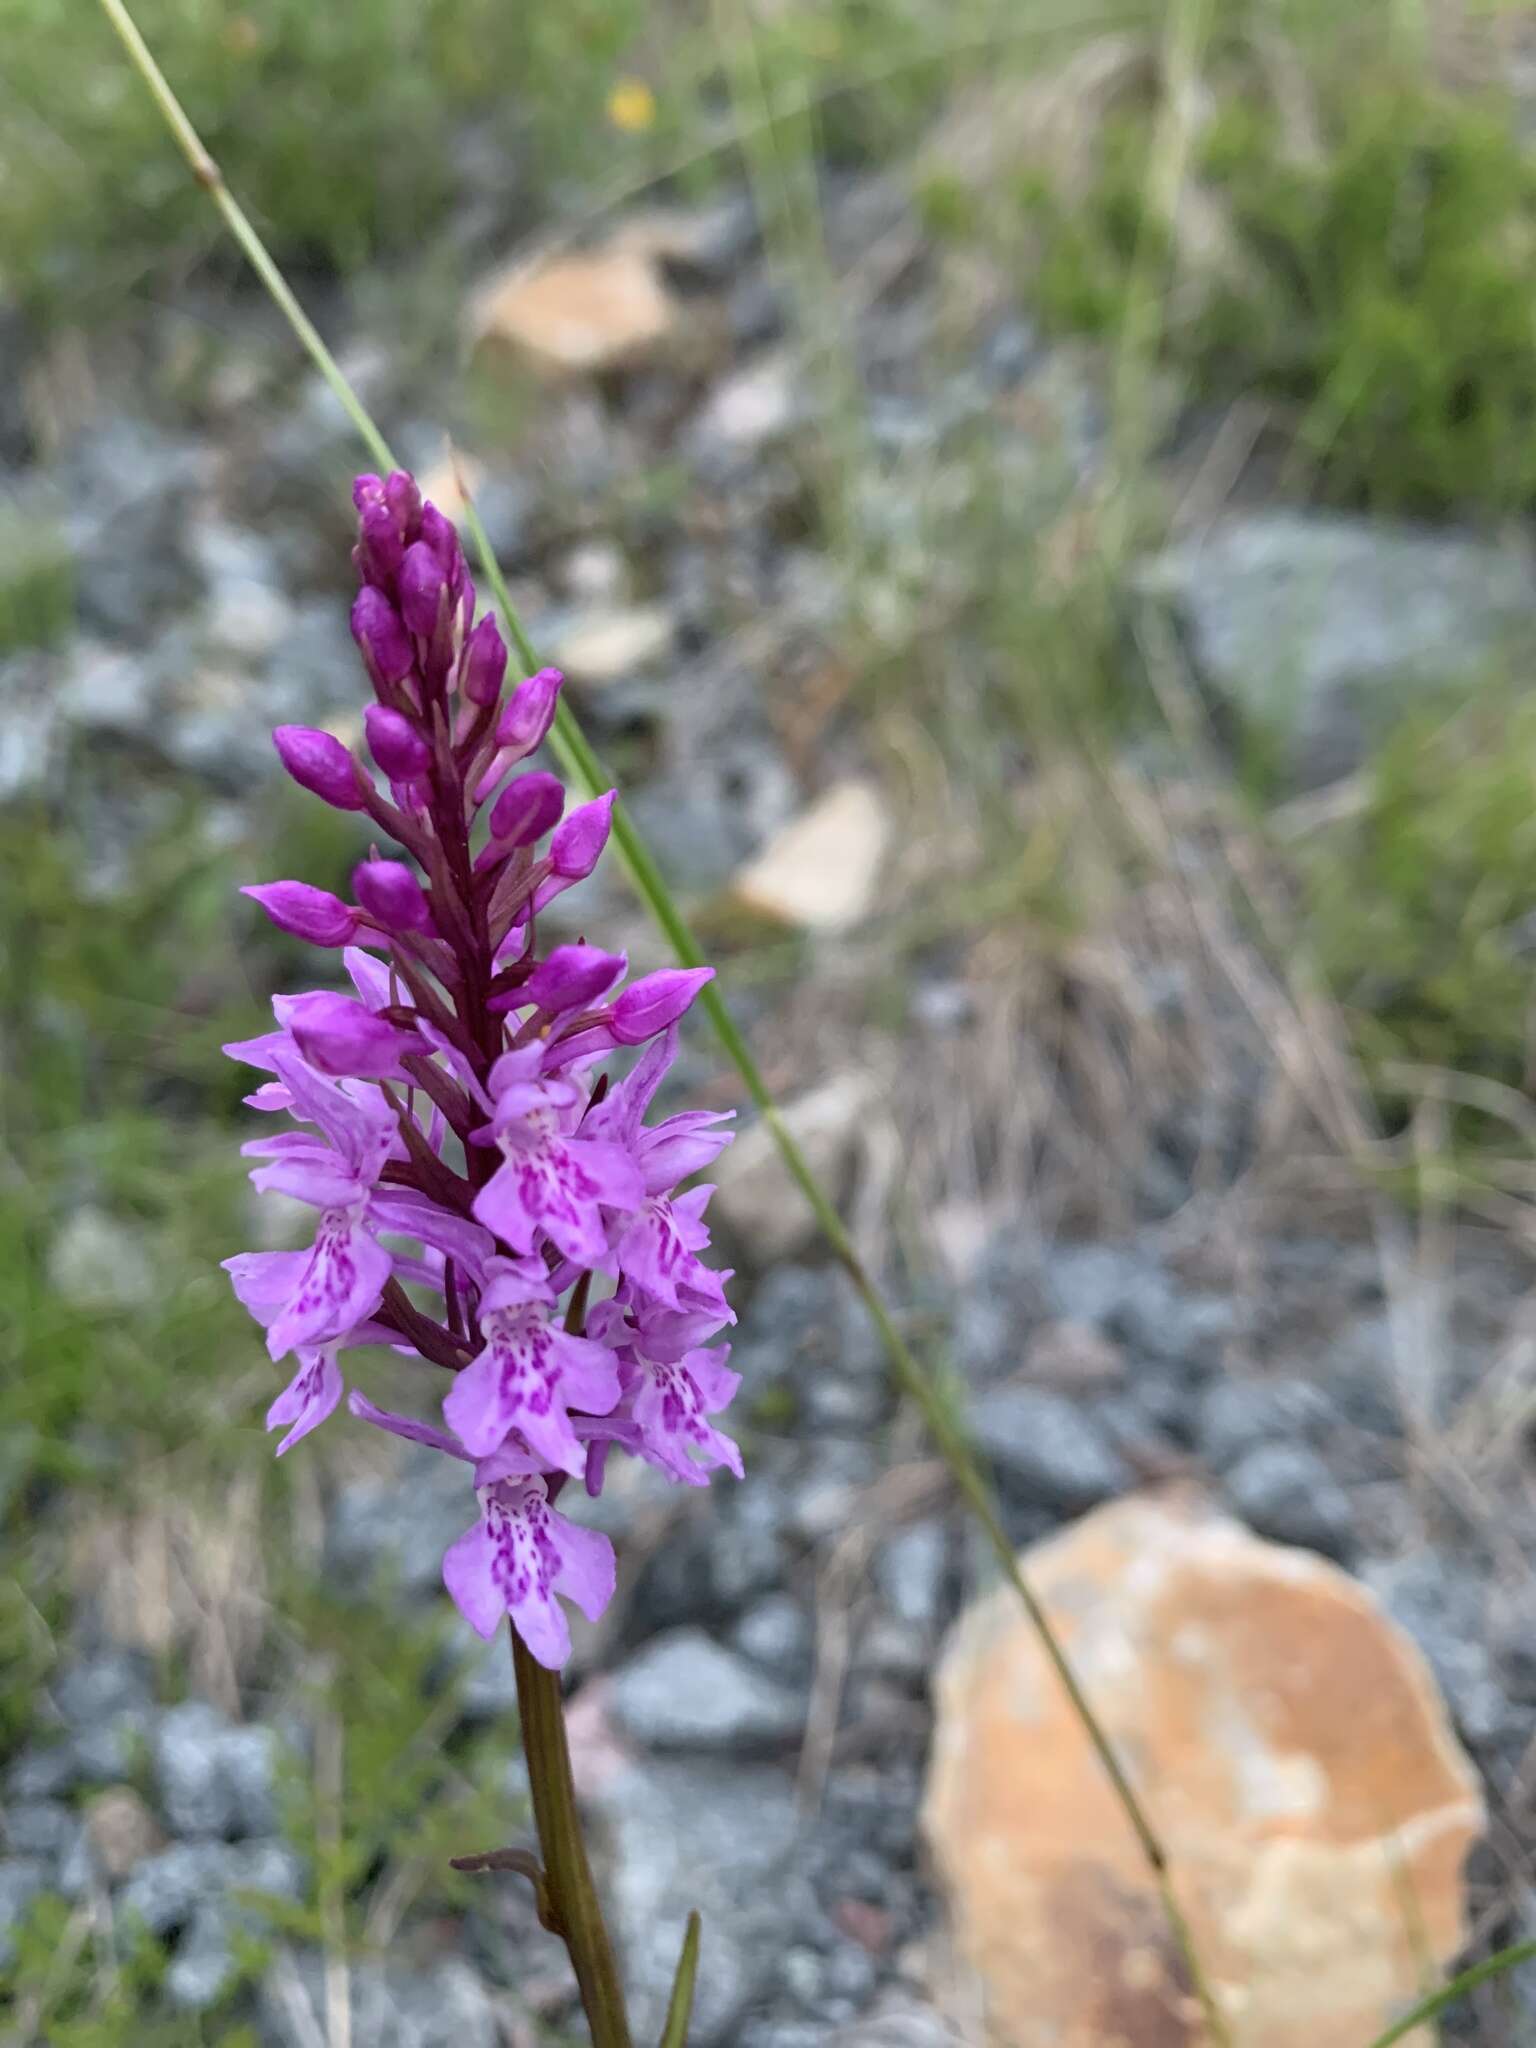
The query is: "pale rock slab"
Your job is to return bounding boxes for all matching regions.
[923,1490,1483,2048]
[469,245,677,377]
[731,778,892,933]
[550,603,676,687]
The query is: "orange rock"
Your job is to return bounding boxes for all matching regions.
[470,246,677,377]
[923,1491,1483,2048]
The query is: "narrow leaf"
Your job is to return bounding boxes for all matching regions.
[657,1910,702,2048]
[1362,1941,1536,2048]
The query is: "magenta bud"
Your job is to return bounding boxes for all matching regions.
[612,966,715,1045]
[550,788,616,879]
[489,770,565,847]
[272,725,364,812]
[363,703,432,780]
[496,667,563,756]
[384,470,422,538]
[461,614,508,707]
[399,541,448,638]
[419,502,465,575]
[352,473,386,515]
[526,944,627,1015]
[357,500,404,585]
[353,858,432,932]
[351,588,414,686]
[287,991,415,1079]
[242,882,358,947]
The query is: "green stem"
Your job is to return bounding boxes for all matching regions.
[512,1629,633,2048]
[1362,1940,1536,2048]
[94,12,1231,2041]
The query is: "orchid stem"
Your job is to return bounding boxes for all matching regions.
[95,8,1230,2042]
[512,1629,633,2048]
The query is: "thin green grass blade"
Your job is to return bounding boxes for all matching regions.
[92,10,1232,2040]
[1362,1941,1536,2048]
[657,1911,702,2048]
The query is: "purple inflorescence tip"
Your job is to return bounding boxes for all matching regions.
[490,771,565,848]
[612,967,715,1045]
[242,881,359,947]
[273,726,365,812]
[353,858,432,933]
[363,703,432,780]
[223,467,739,1673]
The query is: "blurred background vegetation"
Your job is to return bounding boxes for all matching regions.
[7,0,1536,2041]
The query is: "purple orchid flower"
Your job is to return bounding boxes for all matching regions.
[470,1047,643,1267]
[224,469,740,1672]
[442,1477,616,1669]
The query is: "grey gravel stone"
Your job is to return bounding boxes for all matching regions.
[594,1757,809,2046]
[731,1594,814,1675]
[1491,1581,1536,1702]
[788,1441,879,1543]
[54,1648,154,1729]
[153,1701,279,1839]
[969,1386,1131,1514]
[826,2004,961,2046]
[27,1651,160,1789]
[610,1629,804,1752]
[875,1521,947,1635]
[0,1857,48,1966]
[1137,511,1536,787]
[167,1901,243,2011]
[1364,1551,1515,1751]
[1197,1377,1331,1470]
[2,1801,75,1860]
[1225,1442,1355,1558]
[259,1951,499,2048]
[119,1838,303,1940]
[328,1443,475,1600]
[56,1821,94,1900]
[4,1744,76,1803]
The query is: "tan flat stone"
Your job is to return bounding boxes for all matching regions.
[470,246,677,377]
[924,1491,1484,2048]
[731,778,892,933]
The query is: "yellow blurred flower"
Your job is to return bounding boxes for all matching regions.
[607,78,657,134]
[224,13,261,56]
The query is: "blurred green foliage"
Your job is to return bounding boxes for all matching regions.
[0,0,646,315]
[1301,691,1536,1121]
[1025,70,1536,516]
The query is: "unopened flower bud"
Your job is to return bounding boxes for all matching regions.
[496,667,563,756]
[351,588,413,686]
[384,470,422,538]
[286,991,416,1079]
[549,789,616,879]
[363,703,432,780]
[399,541,449,639]
[272,726,364,811]
[526,945,627,1015]
[356,500,404,586]
[612,966,715,1045]
[242,881,358,947]
[489,771,564,847]
[353,858,432,932]
[461,614,508,707]
[352,474,386,515]
[419,502,465,577]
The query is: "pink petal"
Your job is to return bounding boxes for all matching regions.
[265,1213,394,1360]
[442,1517,506,1639]
[552,1516,616,1623]
[266,1350,343,1454]
[348,1390,471,1460]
